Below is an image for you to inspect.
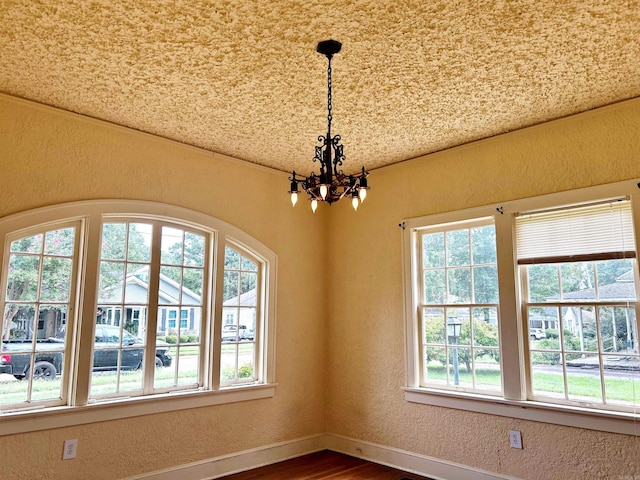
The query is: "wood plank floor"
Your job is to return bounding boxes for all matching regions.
[216,450,435,480]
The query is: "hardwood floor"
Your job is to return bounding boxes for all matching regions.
[216,450,435,480]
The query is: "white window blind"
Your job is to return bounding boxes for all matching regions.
[515,199,636,264]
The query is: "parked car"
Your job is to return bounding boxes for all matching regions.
[529,328,546,340]
[221,324,254,342]
[0,325,172,380]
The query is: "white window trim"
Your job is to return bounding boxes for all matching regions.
[402,178,640,435]
[0,200,277,436]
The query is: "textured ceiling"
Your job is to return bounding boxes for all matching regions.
[1,1,639,175]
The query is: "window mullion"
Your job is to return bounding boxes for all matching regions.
[495,211,526,401]
[74,214,102,406]
[210,232,226,391]
[143,221,162,393]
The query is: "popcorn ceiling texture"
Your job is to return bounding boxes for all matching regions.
[1,0,639,175]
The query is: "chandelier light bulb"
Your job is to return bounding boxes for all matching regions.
[291,192,298,207]
[352,196,359,211]
[311,199,318,213]
[320,185,328,200]
[359,188,367,202]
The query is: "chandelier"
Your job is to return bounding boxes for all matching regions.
[288,40,370,213]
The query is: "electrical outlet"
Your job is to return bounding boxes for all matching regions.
[63,439,78,460]
[509,430,522,449]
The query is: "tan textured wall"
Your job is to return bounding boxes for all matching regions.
[326,98,640,479]
[0,95,328,479]
[3,93,640,480]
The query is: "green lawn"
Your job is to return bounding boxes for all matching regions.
[426,364,640,404]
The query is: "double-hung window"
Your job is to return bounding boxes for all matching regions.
[404,180,640,430]
[0,201,276,426]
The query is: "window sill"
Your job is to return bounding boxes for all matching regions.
[403,387,640,436]
[0,383,276,436]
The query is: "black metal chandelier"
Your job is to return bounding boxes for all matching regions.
[288,40,369,213]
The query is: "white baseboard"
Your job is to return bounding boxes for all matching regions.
[124,433,520,480]
[123,434,326,480]
[325,434,520,480]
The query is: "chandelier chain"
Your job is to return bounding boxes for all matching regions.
[327,58,333,129]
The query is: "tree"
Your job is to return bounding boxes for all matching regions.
[423,317,500,373]
[3,228,75,340]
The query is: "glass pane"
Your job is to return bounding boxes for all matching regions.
[221,343,239,381]
[3,304,36,340]
[177,350,199,386]
[125,275,150,304]
[11,234,43,254]
[446,229,470,267]
[471,225,496,265]
[423,269,445,304]
[183,232,205,267]
[473,265,498,303]
[566,354,602,403]
[98,261,125,303]
[30,357,64,401]
[448,347,471,388]
[603,358,640,408]
[560,263,595,300]
[447,267,470,303]
[474,349,501,392]
[127,223,152,262]
[159,265,182,300]
[599,306,615,353]
[424,346,446,386]
[596,259,635,301]
[422,308,444,344]
[7,254,39,301]
[472,312,499,347]
[449,308,470,346]
[39,305,67,340]
[528,306,560,343]
[224,271,239,303]
[40,257,72,302]
[101,223,126,260]
[224,247,241,270]
[182,268,203,301]
[44,228,75,256]
[241,256,258,271]
[527,264,559,302]
[530,357,565,400]
[240,272,257,297]
[562,306,597,352]
[161,227,183,265]
[422,233,444,269]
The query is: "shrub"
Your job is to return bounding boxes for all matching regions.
[165,335,177,344]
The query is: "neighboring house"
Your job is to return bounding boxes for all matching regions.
[99,267,202,338]
[222,288,257,332]
[534,270,637,351]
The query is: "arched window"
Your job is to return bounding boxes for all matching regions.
[0,201,276,422]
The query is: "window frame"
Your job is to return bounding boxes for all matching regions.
[402,179,640,435]
[0,200,277,436]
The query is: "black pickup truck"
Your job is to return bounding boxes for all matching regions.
[0,325,172,379]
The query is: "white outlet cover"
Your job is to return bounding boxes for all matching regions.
[63,439,78,460]
[509,430,522,449]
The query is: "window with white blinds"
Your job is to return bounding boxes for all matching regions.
[515,200,636,264]
[404,180,640,425]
